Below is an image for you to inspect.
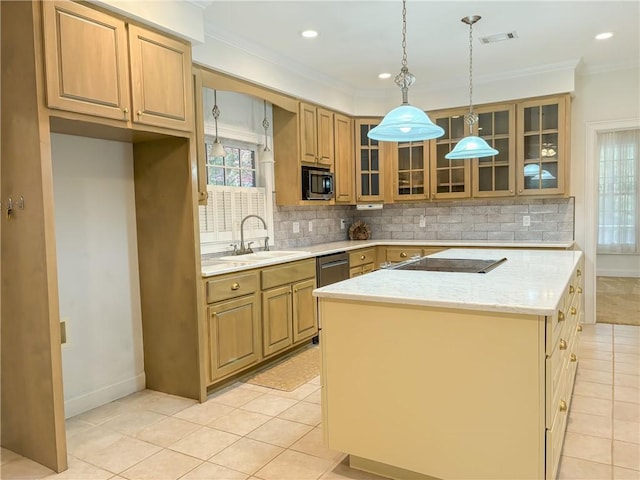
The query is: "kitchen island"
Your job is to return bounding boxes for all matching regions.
[314,248,584,480]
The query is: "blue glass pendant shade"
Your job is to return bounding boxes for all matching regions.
[367,105,445,142]
[445,135,498,159]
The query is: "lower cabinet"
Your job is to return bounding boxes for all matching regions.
[349,248,376,277]
[262,259,318,358]
[204,271,261,384]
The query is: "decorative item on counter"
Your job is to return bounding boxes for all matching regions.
[349,220,371,240]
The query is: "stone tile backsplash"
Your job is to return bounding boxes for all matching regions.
[272,197,574,249]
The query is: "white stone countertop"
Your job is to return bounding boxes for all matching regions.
[201,239,574,277]
[313,248,583,316]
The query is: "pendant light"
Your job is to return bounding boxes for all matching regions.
[210,89,226,157]
[367,0,444,142]
[261,100,274,163]
[446,16,498,160]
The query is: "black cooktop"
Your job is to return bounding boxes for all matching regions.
[393,257,507,273]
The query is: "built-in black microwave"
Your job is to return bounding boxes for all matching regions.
[302,166,334,200]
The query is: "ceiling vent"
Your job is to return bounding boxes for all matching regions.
[479,31,518,44]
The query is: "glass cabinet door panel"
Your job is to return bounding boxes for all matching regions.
[361,174,370,196]
[472,104,515,197]
[430,110,471,199]
[394,140,428,200]
[542,133,559,159]
[436,117,449,138]
[523,106,540,133]
[494,110,509,135]
[451,116,465,139]
[355,119,384,201]
[524,135,541,160]
[542,104,559,130]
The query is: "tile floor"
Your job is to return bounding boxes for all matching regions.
[1,323,638,480]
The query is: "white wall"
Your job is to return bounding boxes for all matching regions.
[51,134,144,418]
[597,254,640,277]
[570,66,640,321]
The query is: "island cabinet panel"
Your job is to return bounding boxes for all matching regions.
[320,301,545,480]
[42,1,130,121]
[319,258,584,480]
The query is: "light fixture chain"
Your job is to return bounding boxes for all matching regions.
[262,100,270,151]
[401,0,408,69]
[468,19,473,117]
[212,89,221,138]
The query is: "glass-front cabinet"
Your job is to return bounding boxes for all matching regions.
[430,113,471,199]
[517,94,569,195]
[473,104,516,197]
[392,140,429,201]
[355,119,384,202]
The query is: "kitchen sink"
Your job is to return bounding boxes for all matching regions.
[218,250,308,262]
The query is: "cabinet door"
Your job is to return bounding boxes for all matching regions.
[206,296,260,383]
[334,113,355,204]
[292,278,318,343]
[262,285,293,357]
[355,119,384,202]
[430,113,471,199]
[393,141,430,201]
[517,95,568,195]
[317,108,335,167]
[42,1,130,121]
[128,24,193,132]
[472,104,516,197]
[300,103,318,163]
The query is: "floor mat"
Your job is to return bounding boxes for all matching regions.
[245,346,320,391]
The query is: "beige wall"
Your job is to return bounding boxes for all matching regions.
[571,66,640,320]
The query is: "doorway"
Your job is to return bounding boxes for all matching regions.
[586,122,640,325]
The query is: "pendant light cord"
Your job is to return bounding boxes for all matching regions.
[462,16,480,132]
[262,100,270,151]
[212,89,221,139]
[394,0,415,104]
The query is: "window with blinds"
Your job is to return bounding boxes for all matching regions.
[200,186,269,245]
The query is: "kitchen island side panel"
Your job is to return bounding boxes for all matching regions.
[320,298,546,480]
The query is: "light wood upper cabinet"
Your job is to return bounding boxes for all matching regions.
[42,1,192,132]
[300,102,334,167]
[430,112,472,200]
[334,113,355,204]
[42,1,130,121]
[390,140,430,201]
[355,119,385,203]
[472,104,516,198]
[128,25,193,131]
[517,94,570,196]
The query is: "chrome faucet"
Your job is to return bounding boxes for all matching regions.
[237,214,269,255]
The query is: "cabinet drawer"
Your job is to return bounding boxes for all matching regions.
[545,335,569,427]
[545,308,568,355]
[206,272,258,304]
[386,247,421,263]
[422,247,445,256]
[261,259,315,290]
[349,248,376,268]
[545,390,569,480]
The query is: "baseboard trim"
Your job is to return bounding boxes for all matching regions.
[596,270,640,278]
[64,373,146,419]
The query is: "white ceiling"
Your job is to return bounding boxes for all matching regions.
[200,1,639,95]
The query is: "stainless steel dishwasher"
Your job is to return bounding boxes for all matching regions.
[314,251,350,343]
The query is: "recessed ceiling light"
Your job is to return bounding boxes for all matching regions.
[595,32,614,40]
[301,30,318,39]
[378,73,391,79]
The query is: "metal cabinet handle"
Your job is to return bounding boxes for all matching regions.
[570,353,577,362]
[123,107,129,114]
[570,285,575,294]
[400,252,407,258]
[231,282,240,290]
[559,400,567,412]
[577,325,583,332]
[558,311,565,322]
[360,255,365,260]
[137,110,142,116]
[577,287,583,294]
[559,339,567,350]
[570,306,577,315]
[577,269,582,277]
